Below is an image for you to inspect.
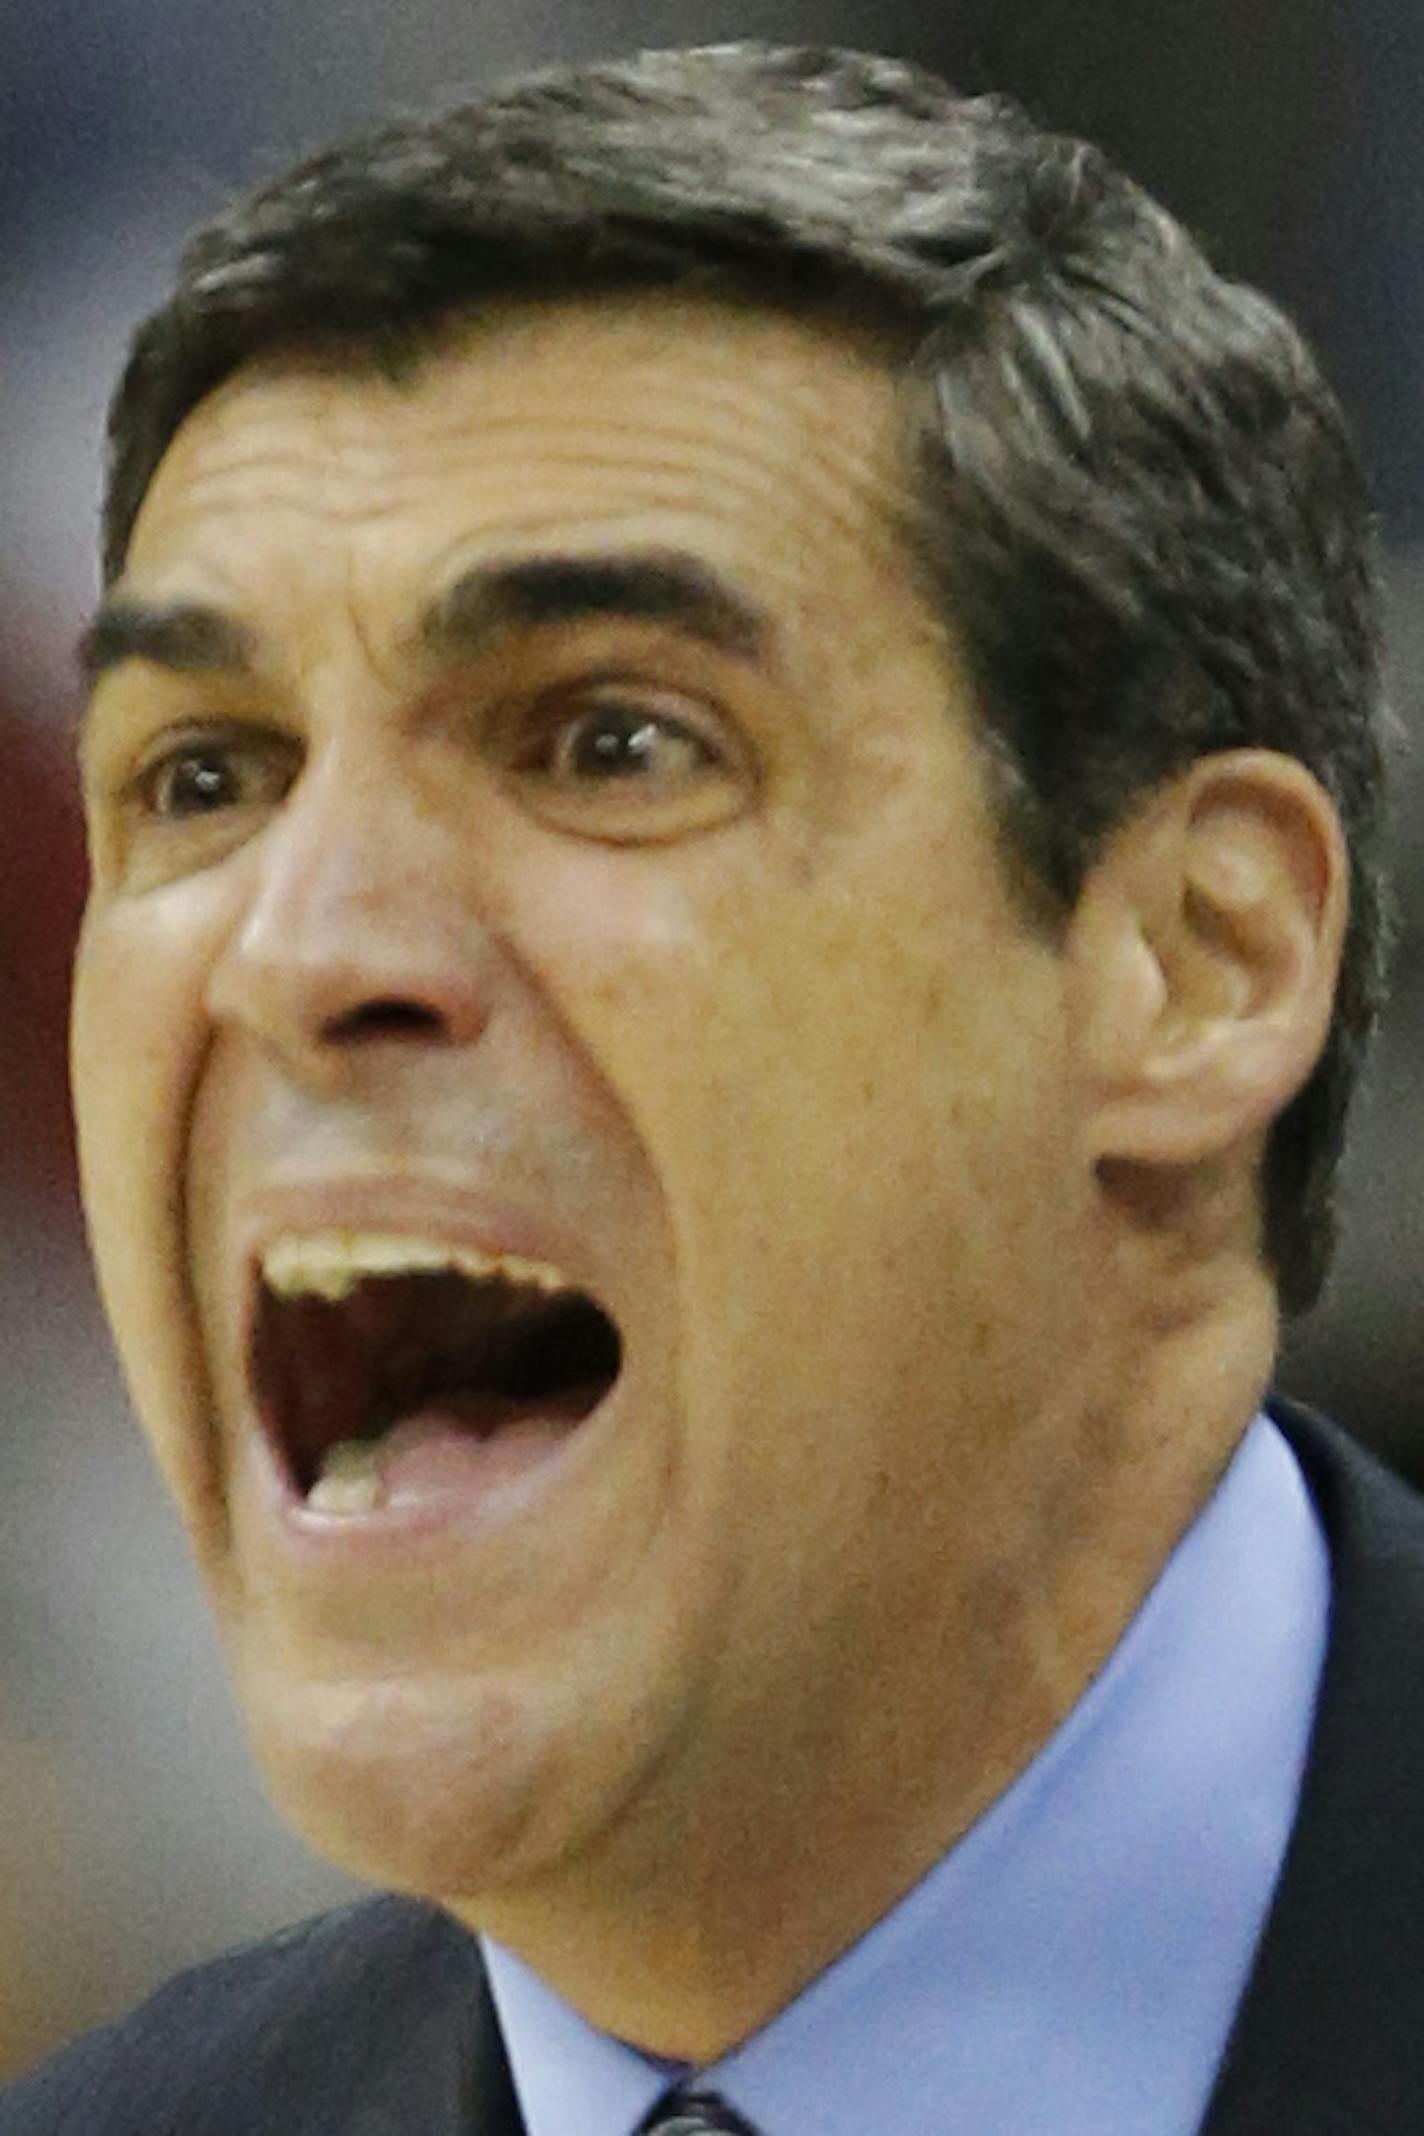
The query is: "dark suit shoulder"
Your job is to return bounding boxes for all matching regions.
[0,1895,508,2136]
[1206,1401,1424,2133]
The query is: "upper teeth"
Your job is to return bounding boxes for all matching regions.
[260,1231,573,1304]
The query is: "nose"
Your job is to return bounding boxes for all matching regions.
[205,745,495,1076]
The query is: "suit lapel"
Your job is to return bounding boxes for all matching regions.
[312,1903,527,2136]
[458,1958,528,2136]
[1199,1402,1424,2134]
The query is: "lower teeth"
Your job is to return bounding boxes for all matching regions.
[306,1438,386,1515]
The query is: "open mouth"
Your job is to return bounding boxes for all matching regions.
[249,1232,623,1511]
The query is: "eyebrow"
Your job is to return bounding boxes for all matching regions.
[77,547,770,707]
[78,598,257,682]
[420,551,770,665]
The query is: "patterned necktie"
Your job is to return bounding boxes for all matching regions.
[637,2088,765,2135]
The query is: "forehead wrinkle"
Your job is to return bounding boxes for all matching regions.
[429,435,914,668]
[140,371,457,541]
[164,289,903,521]
[433,395,908,569]
[128,300,931,709]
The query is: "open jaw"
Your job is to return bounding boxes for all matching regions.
[249,1234,623,1513]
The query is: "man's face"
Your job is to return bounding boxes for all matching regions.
[73,297,1088,1911]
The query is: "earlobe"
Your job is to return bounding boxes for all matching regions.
[1070,750,1349,1169]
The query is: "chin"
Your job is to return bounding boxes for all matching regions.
[235,1647,627,1906]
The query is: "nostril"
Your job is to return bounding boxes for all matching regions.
[324,998,447,1043]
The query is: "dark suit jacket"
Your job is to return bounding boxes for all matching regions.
[5,1400,1424,2133]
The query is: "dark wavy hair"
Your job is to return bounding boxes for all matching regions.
[97,42,1390,1312]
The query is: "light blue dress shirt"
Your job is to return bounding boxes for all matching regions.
[484,1413,1329,2136]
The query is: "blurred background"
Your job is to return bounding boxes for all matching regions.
[2,0,1421,2077]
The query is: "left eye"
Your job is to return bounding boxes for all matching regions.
[539,702,717,784]
[493,685,749,842]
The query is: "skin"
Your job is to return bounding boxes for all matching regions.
[72,293,1347,2056]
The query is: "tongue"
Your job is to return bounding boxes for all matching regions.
[348,1383,605,1511]
[302,1376,612,1514]
[376,1402,559,1503]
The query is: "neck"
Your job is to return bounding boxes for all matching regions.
[456,1251,1279,2061]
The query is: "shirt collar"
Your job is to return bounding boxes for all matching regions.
[485,1413,1329,2136]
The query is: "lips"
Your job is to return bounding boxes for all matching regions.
[246,1228,623,1510]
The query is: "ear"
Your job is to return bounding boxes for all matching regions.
[1067,750,1350,1167]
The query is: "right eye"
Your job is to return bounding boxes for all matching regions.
[133,729,299,821]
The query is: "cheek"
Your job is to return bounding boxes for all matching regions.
[536,832,1066,1364]
[71,890,225,1516]
[512,850,721,1142]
